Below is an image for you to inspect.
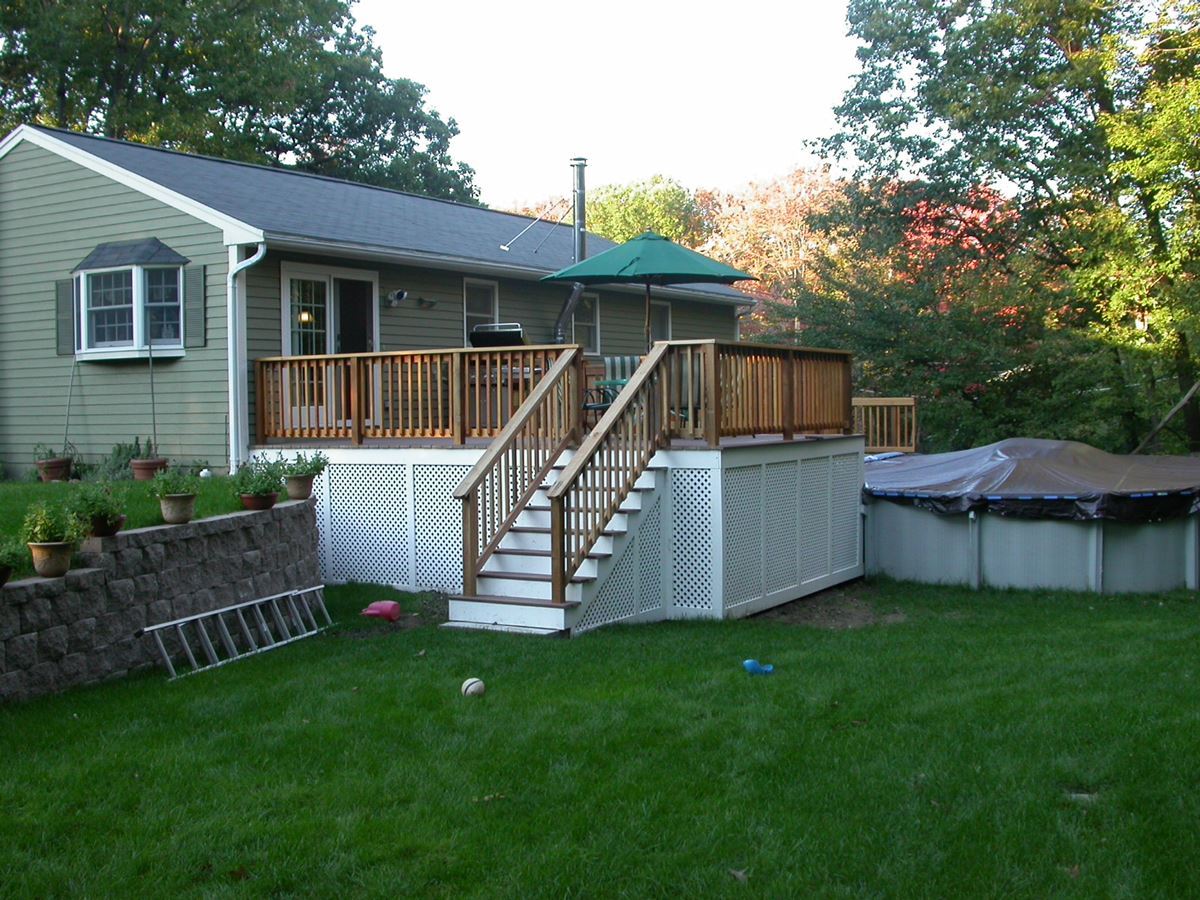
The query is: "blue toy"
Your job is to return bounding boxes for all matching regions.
[743,659,774,675]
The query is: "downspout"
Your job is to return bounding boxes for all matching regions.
[554,157,588,343]
[227,242,267,472]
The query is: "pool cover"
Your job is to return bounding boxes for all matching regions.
[864,438,1200,521]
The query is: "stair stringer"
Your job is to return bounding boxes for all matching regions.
[565,469,671,636]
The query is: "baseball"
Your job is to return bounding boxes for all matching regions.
[461,677,486,697]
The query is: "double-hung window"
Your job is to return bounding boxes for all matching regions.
[79,266,183,351]
[573,293,600,354]
[463,279,499,343]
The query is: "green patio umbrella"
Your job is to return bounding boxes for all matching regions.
[542,231,755,350]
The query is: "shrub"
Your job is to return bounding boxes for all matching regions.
[150,468,200,498]
[232,459,285,497]
[70,482,123,526]
[0,537,25,572]
[21,501,85,544]
[283,451,329,477]
[86,441,142,481]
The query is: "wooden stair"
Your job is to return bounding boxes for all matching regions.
[446,462,664,635]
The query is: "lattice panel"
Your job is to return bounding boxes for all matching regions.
[831,453,862,572]
[723,466,763,609]
[764,461,799,594]
[637,498,664,613]
[800,457,832,582]
[413,464,471,592]
[671,469,715,610]
[576,542,638,633]
[311,470,329,580]
[327,464,410,587]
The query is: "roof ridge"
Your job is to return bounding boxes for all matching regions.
[30,125,572,231]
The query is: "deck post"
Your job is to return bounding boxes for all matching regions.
[842,354,853,435]
[451,352,466,445]
[704,341,721,448]
[462,493,478,595]
[349,356,362,446]
[550,495,567,604]
[570,350,585,446]
[781,351,796,441]
[254,360,267,447]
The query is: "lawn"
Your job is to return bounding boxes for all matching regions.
[1,580,1197,897]
[0,478,244,578]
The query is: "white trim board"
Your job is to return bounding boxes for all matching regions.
[0,125,263,245]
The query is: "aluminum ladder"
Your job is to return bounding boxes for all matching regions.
[139,585,332,679]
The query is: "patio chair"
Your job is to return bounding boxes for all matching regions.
[583,355,641,425]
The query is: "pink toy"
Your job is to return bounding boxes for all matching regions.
[361,600,403,622]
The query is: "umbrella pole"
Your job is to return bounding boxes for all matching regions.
[644,283,652,352]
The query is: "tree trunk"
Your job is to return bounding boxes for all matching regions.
[1172,331,1200,451]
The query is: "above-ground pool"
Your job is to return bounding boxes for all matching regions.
[863,438,1200,593]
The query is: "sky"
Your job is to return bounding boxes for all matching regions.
[353,0,859,209]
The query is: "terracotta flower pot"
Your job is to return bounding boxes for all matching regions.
[131,458,169,481]
[36,457,72,482]
[159,493,196,525]
[89,514,126,538]
[285,474,315,501]
[240,492,279,511]
[27,541,74,578]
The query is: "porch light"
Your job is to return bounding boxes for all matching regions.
[297,310,314,325]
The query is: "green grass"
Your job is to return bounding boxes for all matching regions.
[0,478,244,578]
[1,580,1197,897]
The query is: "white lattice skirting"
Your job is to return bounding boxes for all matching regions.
[257,436,865,622]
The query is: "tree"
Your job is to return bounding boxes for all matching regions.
[699,169,845,339]
[796,181,1145,452]
[0,0,478,201]
[824,0,1200,450]
[586,176,710,246]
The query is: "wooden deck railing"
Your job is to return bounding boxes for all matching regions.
[453,349,583,595]
[852,397,918,453]
[657,340,853,445]
[255,345,573,445]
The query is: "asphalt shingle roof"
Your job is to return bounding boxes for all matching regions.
[37,127,748,305]
[72,237,190,271]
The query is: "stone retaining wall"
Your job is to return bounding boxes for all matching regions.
[1,499,320,703]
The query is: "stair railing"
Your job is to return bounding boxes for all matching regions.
[545,343,672,604]
[453,347,583,595]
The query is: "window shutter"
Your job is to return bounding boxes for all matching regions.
[183,264,206,348]
[55,279,76,356]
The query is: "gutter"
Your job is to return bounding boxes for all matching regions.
[227,242,267,471]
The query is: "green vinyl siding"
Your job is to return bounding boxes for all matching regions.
[244,251,739,358]
[0,141,230,474]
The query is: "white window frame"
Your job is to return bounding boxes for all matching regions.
[463,278,500,345]
[572,292,601,354]
[650,299,672,342]
[280,261,380,356]
[74,264,185,360]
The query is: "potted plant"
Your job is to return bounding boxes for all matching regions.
[232,458,284,510]
[33,442,74,482]
[22,500,84,578]
[0,538,25,587]
[151,469,200,524]
[130,437,169,481]
[71,482,126,537]
[282,451,328,500]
